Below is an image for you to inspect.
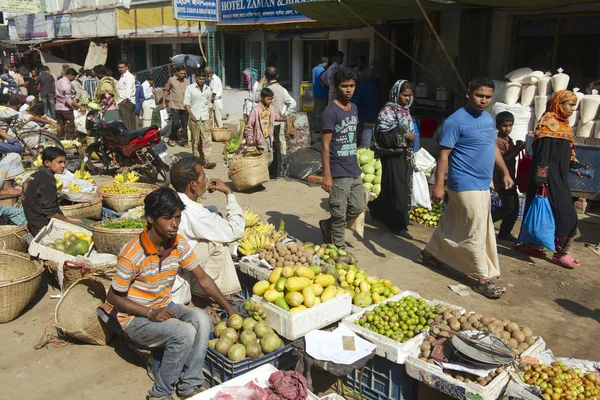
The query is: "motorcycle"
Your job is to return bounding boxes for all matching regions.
[85,109,174,186]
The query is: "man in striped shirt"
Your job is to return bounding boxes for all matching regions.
[108,187,237,400]
[82,69,98,101]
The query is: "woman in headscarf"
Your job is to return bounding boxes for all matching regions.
[93,66,120,123]
[369,79,415,239]
[517,89,584,268]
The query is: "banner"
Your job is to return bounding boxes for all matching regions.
[173,0,218,21]
[219,0,312,24]
[55,14,72,37]
[5,0,41,14]
[14,14,48,39]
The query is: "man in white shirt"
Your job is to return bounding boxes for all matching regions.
[169,157,244,300]
[116,60,136,130]
[321,51,344,103]
[19,95,36,112]
[205,67,224,128]
[184,70,216,169]
[141,74,156,127]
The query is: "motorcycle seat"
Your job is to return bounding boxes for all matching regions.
[116,127,153,146]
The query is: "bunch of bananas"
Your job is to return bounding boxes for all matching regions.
[33,156,43,169]
[244,209,261,228]
[74,169,94,183]
[100,184,143,195]
[55,176,63,191]
[238,221,288,256]
[68,181,81,192]
[243,300,267,321]
[114,171,139,184]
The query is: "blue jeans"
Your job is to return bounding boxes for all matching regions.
[124,302,211,398]
[40,94,56,120]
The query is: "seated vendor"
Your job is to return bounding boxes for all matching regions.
[22,147,82,237]
[0,127,24,196]
[107,188,237,400]
[169,157,245,300]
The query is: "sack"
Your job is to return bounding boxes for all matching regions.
[411,170,432,209]
[282,147,322,181]
[516,149,532,194]
[170,274,192,305]
[414,148,436,173]
[518,188,555,251]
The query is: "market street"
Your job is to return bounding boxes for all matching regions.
[2,141,599,400]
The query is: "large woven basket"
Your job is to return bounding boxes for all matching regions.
[0,250,44,323]
[99,183,158,213]
[60,192,103,220]
[0,225,28,253]
[211,127,232,142]
[55,277,113,345]
[91,218,144,255]
[228,150,269,191]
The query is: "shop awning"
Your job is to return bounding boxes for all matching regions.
[0,39,49,49]
[42,39,88,48]
[290,0,454,23]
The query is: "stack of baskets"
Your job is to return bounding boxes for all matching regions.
[60,192,103,220]
[99,183,158,213]
[228,148,269,191]
[91,217,145,255]
[211,127,233,142]
[0,250,44,323]
[0,225,27,253]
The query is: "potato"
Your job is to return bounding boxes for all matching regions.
[481,316,491,326]
[505,322,519,333]
[508,338,518,349]
[421,342,432,352]
[521,327,533,337]
[500,331,511,341]
[458,316,466,324]
[452,310,462,318]
[525,336,534,345]
[517,342,529,353]
[511,330,526,343]
[299,256,307,263]
[422,349,431,359]
[276,261,284,268]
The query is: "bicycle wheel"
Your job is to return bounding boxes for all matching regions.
[18,131,65,159]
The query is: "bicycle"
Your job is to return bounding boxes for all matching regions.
[0,114,65,161]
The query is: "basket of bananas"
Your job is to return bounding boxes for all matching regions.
[99,178,158,213]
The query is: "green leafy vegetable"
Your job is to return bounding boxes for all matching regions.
[100,220,147,229]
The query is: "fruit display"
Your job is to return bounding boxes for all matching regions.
[55,176,63,191]
[252,264,347,313]
[258,242,317,269]
[353,296,439,343]
[243,209,261,228]
[409,203,445,227]
[73,168,94,184]
[33,155,43,169]
[99,220,147,229]
[357,148,382,197]
[113,171,140,184]
[238,221,287,256]
[336,263,400,307]
[243,301,267,321]
[68,181,81,193]
[45,230,92,256]
[209,308,284,362]
[520,362,600,400]
[100,184,143,195]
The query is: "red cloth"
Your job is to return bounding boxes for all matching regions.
[266,371,308,400]
[516,149,532,194]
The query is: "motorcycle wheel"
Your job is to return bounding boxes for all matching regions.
[139,161,170,187]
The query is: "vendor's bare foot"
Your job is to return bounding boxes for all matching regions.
[0,186,22,196]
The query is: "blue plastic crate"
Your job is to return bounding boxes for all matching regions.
[101,207,126,220]
[203,340,296,387]
[346,355,417,400]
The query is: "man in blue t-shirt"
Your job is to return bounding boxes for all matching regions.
[419,76,514,300]
[312,57,329,134]
[319,68,364,249]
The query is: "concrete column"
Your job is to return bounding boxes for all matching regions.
[291,36,302,105]
[145,41,151,69]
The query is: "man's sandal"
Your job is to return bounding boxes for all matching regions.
[472,281,505,300]
[416,251,448,271]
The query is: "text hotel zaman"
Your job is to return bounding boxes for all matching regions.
[221,0,306,11]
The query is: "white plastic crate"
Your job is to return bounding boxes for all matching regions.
[251,293,352,341]
[341,291,465,364]
[405,337,545,400]
[28,218,94,266]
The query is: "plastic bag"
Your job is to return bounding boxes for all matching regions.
[214,381,269,400]
[518,188,555,251]
[282,147,322,181]
[413,148,436,173]
[411,170,432,209]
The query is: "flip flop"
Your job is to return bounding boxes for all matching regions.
[515,243,546,258]
[552,254,580,269]
[472,281,505,299]
[319,219,332,244]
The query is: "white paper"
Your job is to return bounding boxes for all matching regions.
[438,361,497,377]
[305,325,377,365]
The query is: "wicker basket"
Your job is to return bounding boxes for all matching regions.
[228,150,270,191]
[0,225,28,253]
[99,183,158,213]
[0,250,44,323]
[91,218,145,255]
[55,277,113,345]
[60,193,103,220]
[211,127,233,142]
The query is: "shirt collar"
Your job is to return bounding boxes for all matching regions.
[139,227,177,256]
[40,166,54,178]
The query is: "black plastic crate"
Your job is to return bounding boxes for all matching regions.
[346,355,417,400]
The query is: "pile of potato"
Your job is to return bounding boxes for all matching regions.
[259,242,316,268]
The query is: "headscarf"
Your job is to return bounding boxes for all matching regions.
[376,79,414,134]
[94,76,119,103]
[534,89,577,160]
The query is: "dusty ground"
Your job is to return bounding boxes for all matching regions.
[2,141,599,400]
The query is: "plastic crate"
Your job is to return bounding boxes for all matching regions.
[101,207,126,220]
[346,355,417,400]
[202,340,297,387]
[236,269,259,300]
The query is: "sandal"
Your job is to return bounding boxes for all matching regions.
[319,219,332,244]
[472,281,506,299]
[416,251,448,271]
[396,229,414,240]
[515,243,546,258]
[552,254,580,269]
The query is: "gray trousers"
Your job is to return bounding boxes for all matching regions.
[329,176,365,248]
[313,97,328,133]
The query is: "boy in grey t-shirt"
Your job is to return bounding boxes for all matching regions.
[319,68,364,249]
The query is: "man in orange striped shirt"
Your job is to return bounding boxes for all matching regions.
[108,188,237,400]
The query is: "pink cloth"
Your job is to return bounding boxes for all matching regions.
[243,102,279,149]
[266,370,308,400]
[55,77,74,111]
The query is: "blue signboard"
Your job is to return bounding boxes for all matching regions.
[173,0,218,21]
[219,0,312,25]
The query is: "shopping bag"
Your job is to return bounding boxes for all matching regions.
[414,148,436,173]
[516,149,532,194]
[411,170,432,210]
[518,188,555,251]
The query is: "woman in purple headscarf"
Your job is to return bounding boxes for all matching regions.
[369,79,416,239]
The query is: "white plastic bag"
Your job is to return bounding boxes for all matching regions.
[413,148,436,173]
[170,274,192,305]
[411,170,432,210]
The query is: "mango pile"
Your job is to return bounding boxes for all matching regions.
[45,230,92,256]
[409,203,445,227]
[100,184,143,195]
[335,263,401,308]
